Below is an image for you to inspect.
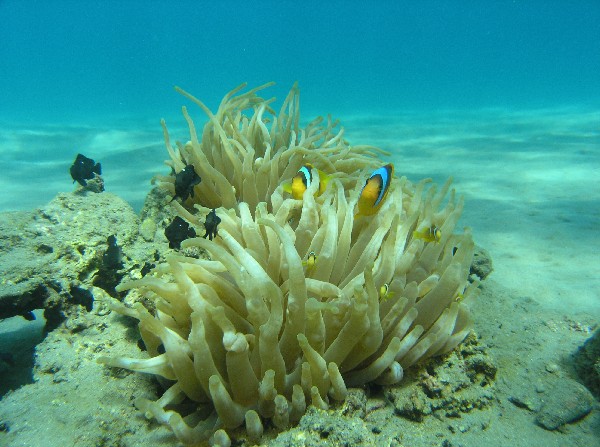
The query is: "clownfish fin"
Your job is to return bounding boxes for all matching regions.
[316,172,331,196]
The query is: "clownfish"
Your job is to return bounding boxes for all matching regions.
[355,163,394,216]
[302,251,318,271]
[413,225,442,243]
[379,283,395,302]
[283,163,330,200]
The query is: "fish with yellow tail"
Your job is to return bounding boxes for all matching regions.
[302,251,318,272]
[283,163,330,199]
[413,225,442,243]
[355,163,394,216]
[379,283,395,302]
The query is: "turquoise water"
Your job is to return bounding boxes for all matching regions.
[1,1,599,124]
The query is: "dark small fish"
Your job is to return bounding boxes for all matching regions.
[203,209,221,241]
[103,235,123,270]
[69,285,94,312]
[70,153,102,186]
[140,261,155,277]
[165,216,196,249]
[172,165,201,202]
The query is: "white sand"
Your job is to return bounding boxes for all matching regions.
[343,108,600,314]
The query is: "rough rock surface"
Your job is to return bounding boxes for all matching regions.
[573,328,600,398]
[470,246,493,280]
[385,332,497,422]
[0,190,155,329]
[535,377,595,430]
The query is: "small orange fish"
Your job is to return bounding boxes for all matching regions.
[413,225,442,243]
[283,163,330,200]
[355,163,394,216]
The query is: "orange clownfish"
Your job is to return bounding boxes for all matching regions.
[283,163,330,200]
[355,163,394,216]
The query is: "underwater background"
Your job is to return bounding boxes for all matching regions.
[2,1,600,121]
[0,1,599,446]
[1,0,599,211]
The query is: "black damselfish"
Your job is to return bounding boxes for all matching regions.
[165,216,196,249]
[70,153,102,186]
[172,165,201,202]
[203,209,221,241]
[102,235,124,270]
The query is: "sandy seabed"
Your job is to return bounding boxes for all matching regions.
[0,107,598,446]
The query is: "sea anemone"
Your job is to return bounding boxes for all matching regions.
[99,84,477,445]
[154,82,383,212]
